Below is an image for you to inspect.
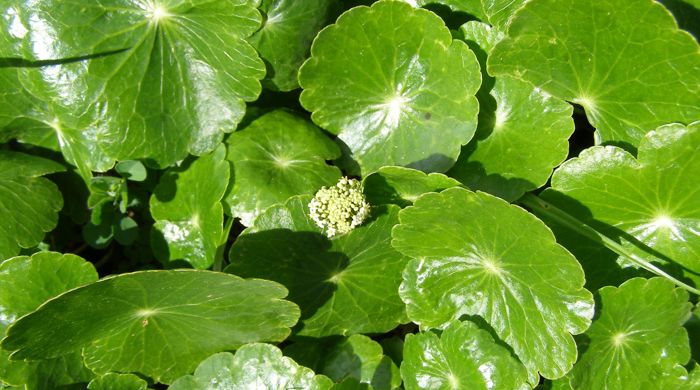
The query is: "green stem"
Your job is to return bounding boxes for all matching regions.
[519,193,700,295]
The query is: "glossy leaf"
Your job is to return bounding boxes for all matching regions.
[542,122,700,276]
[401,320,528,390]
[363,166,461,207]
[285,334,401,390]
[564,278,692,389]
[223,109,341,225]
[0,0,266,166]
[0,68,113,180]
[151,145,229,269]
[249,0,338,91]
[299,1,481,174]
[169,345,333,390]
[393,188,594,380]
[87,373,147,390]
[0,151,64,260]
[489,0,700,146]
[227,195,408,337]
[448,22,573,201]
[480,0,528,30]
[1,270,300,384]
[0,252,98,389]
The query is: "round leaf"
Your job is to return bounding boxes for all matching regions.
[564,278,692,389]
[1,270,300,384]
[399,0,487,20]
[542,122,700,276]
[0,151,64,260]
[87,373,147,390]
[401,320,528,390]
[169,345,333,390]
[0,252,98,389]
[227,195,409,337]
[285,334,401,390]
[392,188,594,379]
[1,0,266,166]
[488,0,700,146]
[151,145,229,269]
[299,1,481,174]
[363,166,461,207]
[224,109,341,226]
[448,22,573,201]
[249,0,339,91]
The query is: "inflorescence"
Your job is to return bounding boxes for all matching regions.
[309,177,370,237]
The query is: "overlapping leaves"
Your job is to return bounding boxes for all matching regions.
[393,188,594,380]
[489,0,700,146]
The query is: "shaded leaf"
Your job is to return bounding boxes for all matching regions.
[285,334,401,390]
[227,195,408,337]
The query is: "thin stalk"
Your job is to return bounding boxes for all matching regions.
[520,193,700,295]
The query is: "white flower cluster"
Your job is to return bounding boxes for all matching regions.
[309,177,370,238]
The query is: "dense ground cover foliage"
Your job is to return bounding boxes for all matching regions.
[1,0,699,388]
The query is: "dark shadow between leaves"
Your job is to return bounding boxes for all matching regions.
[658,0,700,40]
[447,156,536,202]
[226,229,346,323]
[423,4,479,30]
[537,190,698,290]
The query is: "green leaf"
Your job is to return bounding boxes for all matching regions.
[363,166,461,207]
[0,252,98,389]
[401,320,528,390]
[488,0,700,147]
[249,0,339,91]
[447,21,573,201]
[0,68,113,181]
[227,195,408,337]
[541,122,700,277]
[115,161,147,182]
[223,109,341,225]
[0,151,64,260]
[87,373,147,390]
[285,334,401,390]
[480,0,528,30]
[392,188,594,380]
[151,145,229,269]
[169,345,333,390]
[299,1,481,174]
[1,270,300,384]
[564,278,692,389]
[1,0,265,167]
